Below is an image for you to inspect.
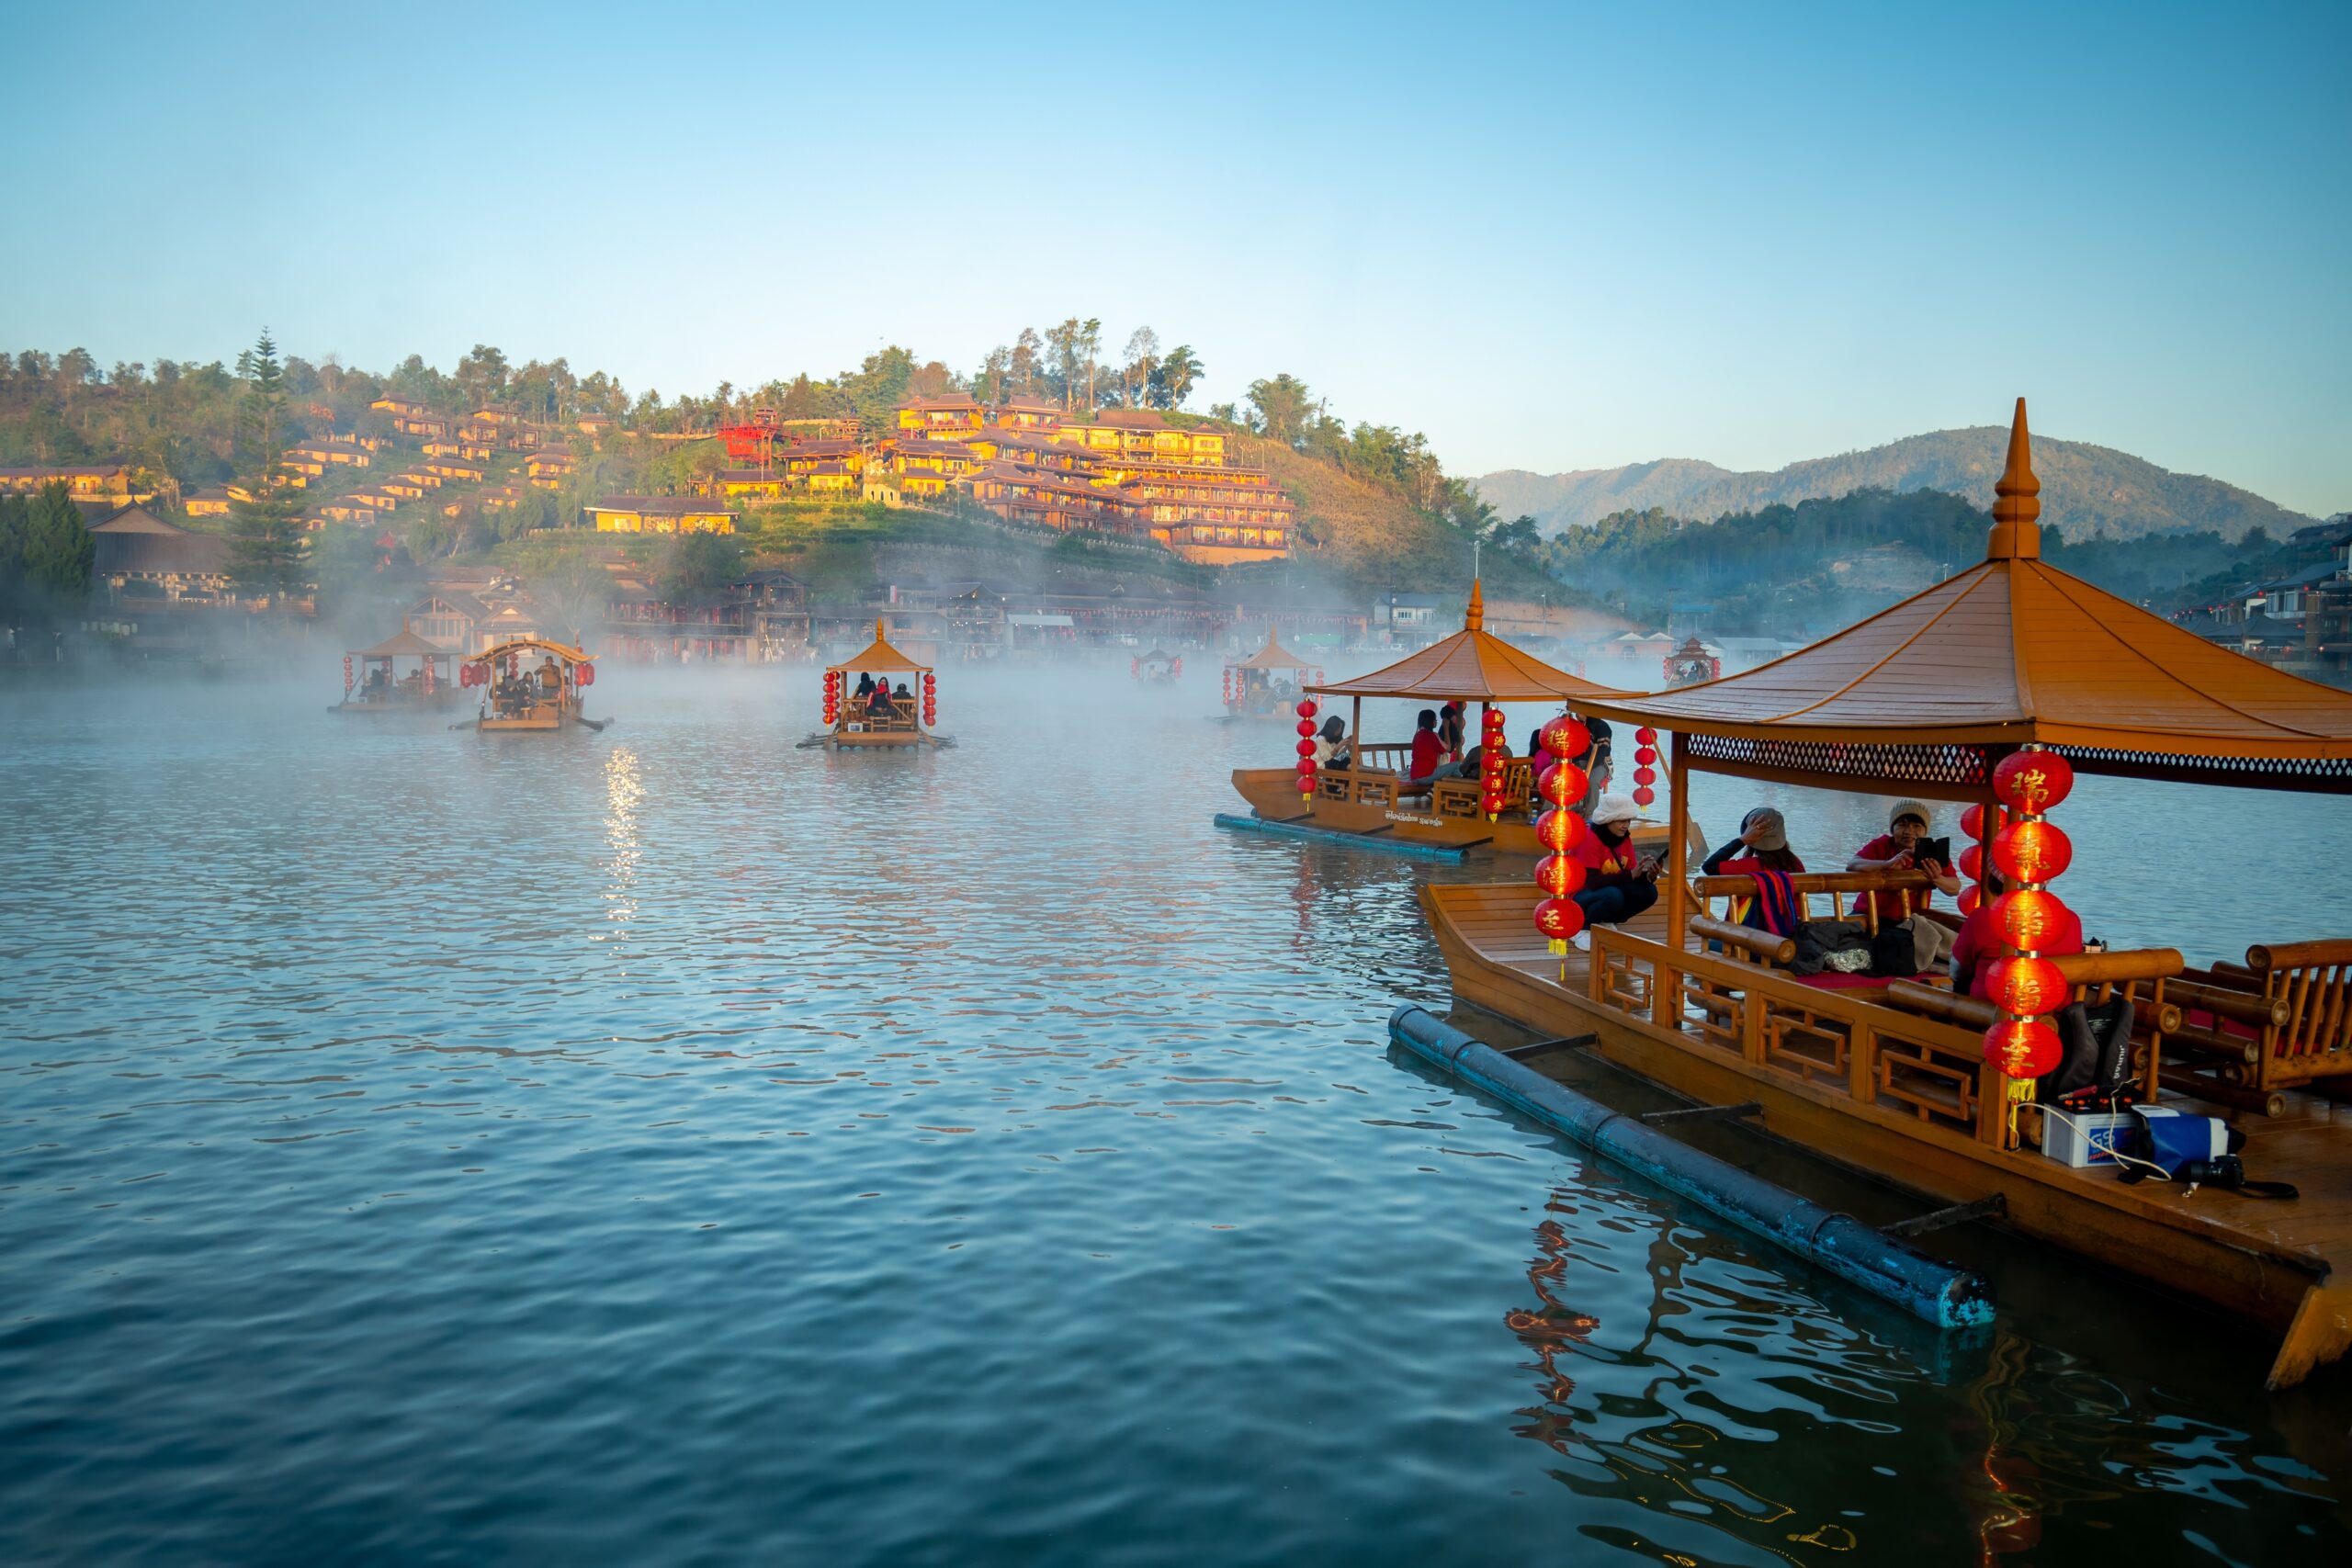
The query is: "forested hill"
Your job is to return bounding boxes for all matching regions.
[1480,426,2310,542]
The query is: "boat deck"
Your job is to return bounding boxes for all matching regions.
[1424,880,2352,1388]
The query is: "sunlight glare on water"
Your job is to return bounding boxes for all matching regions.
[1,664,2346,1565]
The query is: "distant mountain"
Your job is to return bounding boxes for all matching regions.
[1478,428,2311,542]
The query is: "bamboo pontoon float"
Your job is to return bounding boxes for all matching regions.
[1419,401,2352,1388]
[1219,630,1318,721]
[334,621,458,714]
[458,637,604,733]
[1226,582,1686,862]
[804,619,950,750]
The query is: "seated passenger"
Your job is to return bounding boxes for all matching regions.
[1949,871,2086,998]
[869,683,898,717]
[1407,709,1445,784]
[1849,798,1963,967]
[1313,715,1349,767]
[894,681,912,702]
[1572,795,1661,932]
[1438,702,1465,761]
[855,672,876,699]
[537,657,562,693]
[1701,807,1804,932]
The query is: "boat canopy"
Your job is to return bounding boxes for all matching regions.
[1308,581,1624,702]
[827,618,931,674]
[1229,631,1314,671]
[469,636,592,665]
[1139,648,1177,664]
[351,621,454,660]
[1570,400,2352,795]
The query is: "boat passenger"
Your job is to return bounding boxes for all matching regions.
[1849,798,1962,967]
[1407,709,1446,784]
[537,656,563,694]
[1701,807,1804,933]
[1572,794,1661,930]
[1313,715,1349,768]
[1950,870,2085,997]
[893,681,912,702]
[1439,702,1466,761]
[868,683,898,718]
[855,672,876,699]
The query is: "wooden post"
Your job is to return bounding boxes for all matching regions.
[1655,733,1691,1030]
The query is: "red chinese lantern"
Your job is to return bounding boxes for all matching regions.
[1958,885,1982,916]
[1537,761,1588,808]
[1988,954,2070,1018]
[343,654,354,691]
[1295,738,1316,759]
[1535,808,1587,854]
[1957,843,1983,882]
[1634,727,1657,745]
[1295,757,1317,776]
[1992,887,2071,952]
[1992,818,2073,885]
[1633,786,1656,807]
[1960,804,1984,840]
[1534,853,1587,897]
[1983,1017,2063,1079]
[1297,699,1318,720]
[1632,766,1657,786]
[1540,715,1589,760]
[1295,717,1317,739]
[1993,748,2075,815]
[1634,745,1657,767]
[1533,896,1586,944]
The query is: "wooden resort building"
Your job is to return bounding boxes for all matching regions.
[1417,401,2352,1388]
[0,464,150,503]
[585,495,739,535]
[88,506,232,603]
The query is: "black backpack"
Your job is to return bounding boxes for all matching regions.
[2041,997,2136,1106]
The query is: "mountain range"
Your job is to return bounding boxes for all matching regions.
[1476,427,2312,542]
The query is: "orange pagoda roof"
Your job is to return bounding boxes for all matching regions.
[1572,400,2352,786]
[1229,630,1315,671]
[1310,581,1625,703]
[827,618,931,675]
[352,620,455,659]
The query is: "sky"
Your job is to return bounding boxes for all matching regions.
[4,1,2346,513]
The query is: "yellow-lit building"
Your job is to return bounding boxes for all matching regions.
[525,449,574,479]
[183,487,232,518]
[713,469,792,502]
[0,464,147,502]
[894,394,984,436]
[586,496,739,534]
[805,463,855,498]
[993,398,1061,434]
[1060,410,1227,466]
[425,457,486,482]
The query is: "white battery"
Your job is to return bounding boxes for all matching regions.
[2041,1109,2137,1168]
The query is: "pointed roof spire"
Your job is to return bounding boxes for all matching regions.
[875,615,887,641]
[1465,579,1485,631]
[1987,397,2042,560]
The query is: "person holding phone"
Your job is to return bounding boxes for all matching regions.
[1571,794,1661,933]
[1848,799,1961,919]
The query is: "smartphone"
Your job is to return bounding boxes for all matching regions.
[1914,836,1951,871]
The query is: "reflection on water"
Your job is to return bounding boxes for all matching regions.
[0,666,2345,1564]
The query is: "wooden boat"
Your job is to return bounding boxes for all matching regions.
[1664,635,1719,688]
[459,637,604,733]
[1227,582,1685,861]
[1420,401,2352,1388]
[1132,648,1182,684]
[802,619,951,750]
[1219,630,1318,720]
[334,621,458,713]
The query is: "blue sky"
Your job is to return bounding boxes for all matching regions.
[4,1,2345,513]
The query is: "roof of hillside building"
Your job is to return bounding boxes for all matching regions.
[1311,581,1623,701]
[587,495,739,515]
[1571,400,2352,783]
[897,393,980,411]
[90,508,229,577]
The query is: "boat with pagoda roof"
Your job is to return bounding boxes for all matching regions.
[457,637,605,733]
[801,619,951,750]
[1418,401,2352,1388]
[333,621,458,714]
[1132,648,1182,684]
[1225,582,1687,862]
[1218,630,1318,721]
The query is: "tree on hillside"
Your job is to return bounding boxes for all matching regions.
[1080,318,1102,410]
[1151,344,1202,411]
[226,472,309,603]
[21,481,94,612]
[1045,320,1082,410]
[1246,374,1315,445]
[1011,328,1043,396]
[0,492,28,626]
[456,344,510,408]
[235,328,287,474]
[658,532,746,607]
[1121,327,1159,408]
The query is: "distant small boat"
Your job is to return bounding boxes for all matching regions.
[802,619,950,750]
[1132,648,1182,685]
[457,637,605,733]
[1218,629,1317,721]
[333,621,458,714]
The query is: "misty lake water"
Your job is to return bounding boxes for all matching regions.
[3,663,2347,1564]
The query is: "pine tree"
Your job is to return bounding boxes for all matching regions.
[21,481,94,610]
[226,471,309,604]
[0,492,29,626]
[236,327,287,474]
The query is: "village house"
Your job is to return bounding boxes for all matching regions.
[585,495,739,534]
[424,456,486,482]
[314,497,378,524]
[525,449,574,480]
[1060,410,1227,467]
[862,471,903,508]
[406,589,488,651]
[379,475,427,500]
[182,487,232,518]
[779,439,865,477]
[712,469,793,502]
[0,464,148,502]
[575,412,616,438]
[805,462,856,498]
[894,394,985,436]
[993,398,1062,434]
[88,506,233,603]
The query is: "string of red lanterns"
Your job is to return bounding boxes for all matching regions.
[343,654,353,696]
[1631,725,1661,809]
[1980,746,2079,1111]
[1293,698,1321,796]
[1531,713,1593,959]
[822,668,841,728]
[1477,703,1507,821]
[922,671,937,728]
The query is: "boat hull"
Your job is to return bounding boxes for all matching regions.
[1419,880,2352,1389]
[1231,767,1679,860]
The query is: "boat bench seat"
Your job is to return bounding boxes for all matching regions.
[2166,939,2352,1095]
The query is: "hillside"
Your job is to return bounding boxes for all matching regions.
[1481,427,2311,542]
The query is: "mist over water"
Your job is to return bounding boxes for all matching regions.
[1,663,2346,1564]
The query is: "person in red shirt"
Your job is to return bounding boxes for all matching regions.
[1950,871,2086,998]
[1572,794,1660,931]
[1407,709,1446,783]
[1848,799,1962,924]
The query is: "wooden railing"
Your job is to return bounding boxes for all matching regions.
[2165,938,2352,1100]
